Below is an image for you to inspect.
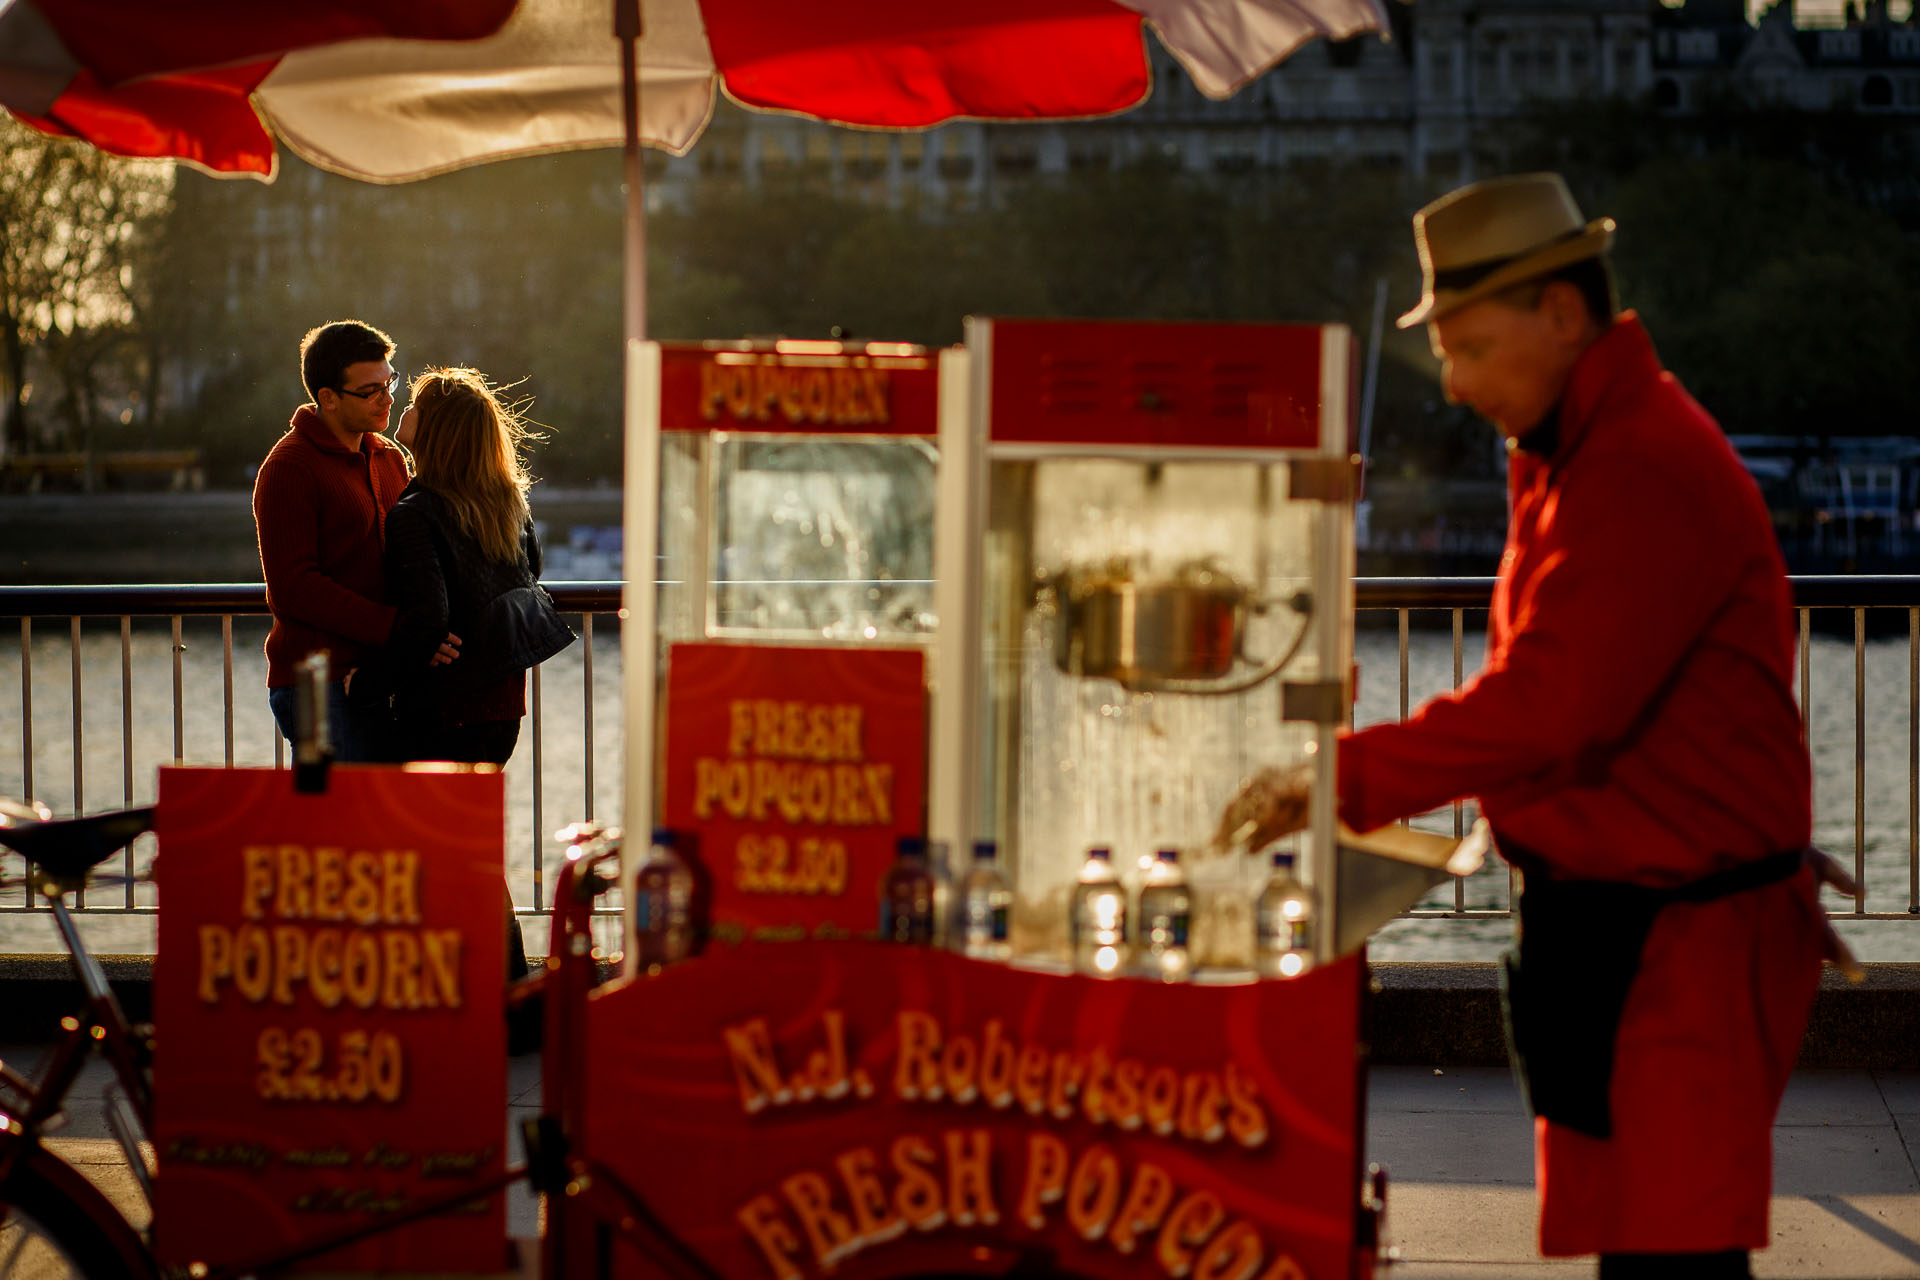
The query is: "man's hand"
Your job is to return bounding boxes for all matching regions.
[431,633,462,667]
[1214,763,1315,851]
[1808,847,1865,982]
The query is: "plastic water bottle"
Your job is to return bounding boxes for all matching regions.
[1070,847,1128,977]
[880,835,935,943]
[635,827,694,975]
[1137,849,1193,981]
[957,839,1012,961]
[1254,850,1314,978]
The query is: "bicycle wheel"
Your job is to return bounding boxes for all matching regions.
[0,1145,156,1279]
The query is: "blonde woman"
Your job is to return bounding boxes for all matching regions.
[352,367,574,765]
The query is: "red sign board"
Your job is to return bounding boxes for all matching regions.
[660,344,940,437]
[663,643,927,943]
[985,318,1330,450]
[569,942,1369,1279]
[152,765,509,1273]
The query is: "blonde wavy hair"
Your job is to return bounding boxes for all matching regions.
[404,368,542,564]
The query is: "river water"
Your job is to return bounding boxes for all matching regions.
[0,617,1914,960]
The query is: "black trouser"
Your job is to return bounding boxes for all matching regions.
[1599,1250,1750,1278]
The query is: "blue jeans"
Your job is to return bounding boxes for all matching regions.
[267,681,385,764]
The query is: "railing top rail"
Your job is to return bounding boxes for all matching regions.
[1354,575,1920,610]
[0,581,625,617]
[1,576,1918,618]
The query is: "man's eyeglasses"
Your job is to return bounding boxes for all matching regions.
[336,375,400,401]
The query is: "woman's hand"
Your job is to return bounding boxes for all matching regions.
[432,632,462,666]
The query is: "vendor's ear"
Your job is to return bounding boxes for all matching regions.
[1540,279,1597,344]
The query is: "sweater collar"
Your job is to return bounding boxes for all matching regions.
[290,403,396,459]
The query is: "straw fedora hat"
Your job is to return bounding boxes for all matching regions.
[1397,173,1615,329]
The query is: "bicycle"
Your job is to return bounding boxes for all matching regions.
[0,797,719,1280]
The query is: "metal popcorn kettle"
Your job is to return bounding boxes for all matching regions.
[1042,557,1314,696]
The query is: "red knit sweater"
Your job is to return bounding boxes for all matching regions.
[253,406,410,687]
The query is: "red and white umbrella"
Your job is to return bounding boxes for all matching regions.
[2,0,1389,850]
[4,0,1387,179]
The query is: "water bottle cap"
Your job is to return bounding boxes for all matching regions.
[1087,846,1112,861]
[972,840,997,861]
[1156,848,1180,863]
[896,834,928,858]
[1271,850,1296,869]
[650,827,676,847]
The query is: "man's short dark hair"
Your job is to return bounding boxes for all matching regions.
[300,321,395,404]
[1494,256,1619,329]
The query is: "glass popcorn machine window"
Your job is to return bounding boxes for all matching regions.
[655,341,943,649]
[930,319,1359,976]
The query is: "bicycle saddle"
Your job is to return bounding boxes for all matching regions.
[0,804,155,880]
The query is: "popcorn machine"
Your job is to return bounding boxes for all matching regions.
[930,318,1361,971]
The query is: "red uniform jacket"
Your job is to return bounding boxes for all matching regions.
[1338,315,1824,1255]
[253,406,409,688]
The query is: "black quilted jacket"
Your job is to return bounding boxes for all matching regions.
[353,480,574,715]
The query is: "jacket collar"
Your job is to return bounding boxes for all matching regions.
[1530,310,1662,468]
[290,403,397,460]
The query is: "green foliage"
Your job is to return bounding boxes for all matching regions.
[1505,104,1920,437]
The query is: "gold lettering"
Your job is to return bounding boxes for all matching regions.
[890,1134,946,1233]
[233,924,272,1003]
[723,1018,792,1114]
[835,1147,904,1248]
[1111,1161,1175,1254]
[780,1171,855,1272]
[735,1194,803,1280]
[274,845,312,918]
[944,1127,998,1228]
[893,1011,943,1101]
[1066,1143,1122,1242]
[421,929,462,1009]
[197,925,232,1002]
[241,847,274,920]
[1017,1131,1069,1230]
[270,925,308,1004]
[1155,1189,1226,1279]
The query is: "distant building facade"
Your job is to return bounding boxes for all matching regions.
[647,0,1920,208]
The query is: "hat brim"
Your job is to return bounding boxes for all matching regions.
[1397,218,1616,329]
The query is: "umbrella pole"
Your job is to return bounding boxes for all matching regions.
[616,0,662,962]
[618,0,646,345]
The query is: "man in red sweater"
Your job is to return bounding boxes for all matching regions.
[255,320,451,760]
[1220,174,1857,1279]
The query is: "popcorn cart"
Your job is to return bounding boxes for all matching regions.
[542,319,1481,1280]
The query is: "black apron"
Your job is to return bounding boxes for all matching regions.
[1500,846,1806,1139]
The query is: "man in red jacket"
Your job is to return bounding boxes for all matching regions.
[254,320,453,760]
[1221,174,1856,1279]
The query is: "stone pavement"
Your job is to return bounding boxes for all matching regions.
[12,1048,1919,1278]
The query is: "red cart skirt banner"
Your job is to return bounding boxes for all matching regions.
[151,765,509,1273]
[574,941,1368,1279]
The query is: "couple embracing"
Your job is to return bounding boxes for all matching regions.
[252,319,575,769]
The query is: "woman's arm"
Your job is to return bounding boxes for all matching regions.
[383,499,454,670]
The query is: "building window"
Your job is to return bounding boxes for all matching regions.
[1654,76,1683,109]
[1862,74,1893,107]
[1818,29,1861,60]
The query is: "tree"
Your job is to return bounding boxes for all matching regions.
[0,116,171,458]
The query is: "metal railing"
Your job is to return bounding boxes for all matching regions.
[1358,576,1920,923]
[3,578,1917,935]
